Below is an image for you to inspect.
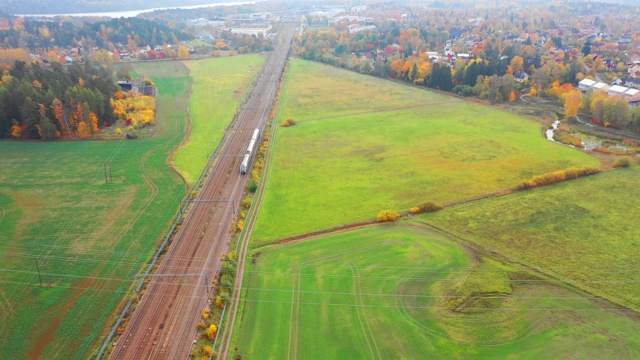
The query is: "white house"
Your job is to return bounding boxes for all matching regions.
[578,78,597,91]
[608,85,628,97]
[624,88,640,102]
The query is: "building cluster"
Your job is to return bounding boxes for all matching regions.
[187,12,275,39]
[579,78,640,103]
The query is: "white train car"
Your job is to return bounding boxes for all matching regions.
[240,128,260,174]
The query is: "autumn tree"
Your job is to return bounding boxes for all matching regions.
[205,324,217,340]
[588,89,608,122]
[603,95,631,127]
[51,98,70,137]
[216,39,228,50]
[510,56,524,73]
[377,210,400,222]
[177,45,190,60]
[89,112,100,134]
[562,90,582,118]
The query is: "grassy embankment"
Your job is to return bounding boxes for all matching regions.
[233,226,640,359]
[0,56,260,359]
[175,55,264,185]
[419,165,640,310]
[251,59,599,246]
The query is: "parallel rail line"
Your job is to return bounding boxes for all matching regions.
[109,24,296,360]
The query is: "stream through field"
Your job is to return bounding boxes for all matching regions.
[546,120,560,142]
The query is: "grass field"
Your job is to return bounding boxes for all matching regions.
[174,55,264,185]
[0,61,190,359]
[251,60,599,245]
[418,165,640,310]
[233,225,640,359]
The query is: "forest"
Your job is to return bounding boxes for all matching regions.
[0,60,118,139]
[0,16,193,50]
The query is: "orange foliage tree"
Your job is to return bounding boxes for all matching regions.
[563,90,582,118]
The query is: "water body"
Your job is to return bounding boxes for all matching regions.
[16,1,255,18]
[545,120,560,142]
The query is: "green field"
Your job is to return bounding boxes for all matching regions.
[175,55,264,185]
[0,57,260,359]
[251,60,599,245]
[0,61,190,359]
[419,165,640,310]
[233,226,640,359]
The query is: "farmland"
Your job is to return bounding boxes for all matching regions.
[233,226,640,359]
[251,60,599,245]
[419,165,640,310]
[174,55,264,185]
[0,57,259,359]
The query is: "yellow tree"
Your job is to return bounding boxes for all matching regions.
[89,112,99,134]
[418,60,431,81]
[177,45,190,59]
[589,89,607,121]
[510,55,524,73]
[77,122,91,138]
[563,89,582,118]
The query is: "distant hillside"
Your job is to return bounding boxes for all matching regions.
[0,0,242,15]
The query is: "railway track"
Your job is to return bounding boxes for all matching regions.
[109,24,296,360]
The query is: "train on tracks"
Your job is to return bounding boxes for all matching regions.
[240,128,260,174]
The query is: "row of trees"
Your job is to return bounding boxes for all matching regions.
[582,89,633,128]
[0,16,193,51]
[0,60,118,139]
[559,86,640,129]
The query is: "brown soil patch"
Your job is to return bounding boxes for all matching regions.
[28,277,94,360]
[4,192,41,261]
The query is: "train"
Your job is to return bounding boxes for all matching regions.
[240,128,260,174]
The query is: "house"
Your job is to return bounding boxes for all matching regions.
[628,63,640,77]
[578,78,597,91]
[347,24,376,34]
[608,85,628,97]
[624,88,640,102]
[514,72,529,83]
[117,81,133,91]
[622,77,640,89]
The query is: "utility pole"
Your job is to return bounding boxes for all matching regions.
[204,274,210,296]
[45,259,52,287]
[35,258,43,287]
[104,162,112,183]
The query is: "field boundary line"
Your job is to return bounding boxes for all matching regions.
[165,61,194,188]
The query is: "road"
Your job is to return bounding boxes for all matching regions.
[109,23,296,360]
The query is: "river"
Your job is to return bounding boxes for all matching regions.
[16,1,255,18]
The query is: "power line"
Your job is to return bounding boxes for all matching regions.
[1,277,636,312]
